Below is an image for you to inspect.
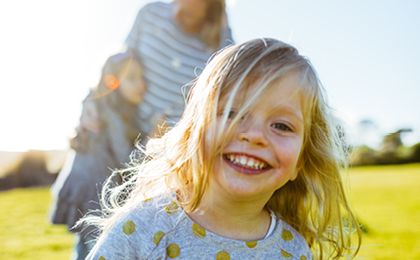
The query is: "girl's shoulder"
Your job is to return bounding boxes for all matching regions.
[124,193,183,225]
[275,218,312,259]
[87,193,183,259]
[113,192,182,235]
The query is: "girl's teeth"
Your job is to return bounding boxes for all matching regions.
[247,160,255,168]
[226,154,267,169]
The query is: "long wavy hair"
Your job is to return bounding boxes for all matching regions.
[84,38,361,259]
[200,0,228,49]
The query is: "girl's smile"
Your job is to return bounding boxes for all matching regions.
[209,72,305,199]
[223,153,271,175]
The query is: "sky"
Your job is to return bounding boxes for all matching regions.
[0,0,419,151]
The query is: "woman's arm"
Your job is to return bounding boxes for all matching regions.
[79,91,102,134]
[104,108,135,167]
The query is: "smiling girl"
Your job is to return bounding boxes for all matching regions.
[84,38,361,259]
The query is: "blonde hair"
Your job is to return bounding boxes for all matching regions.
[201,0,228,50]
[85,38,361,258]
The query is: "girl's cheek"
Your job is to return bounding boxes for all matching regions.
[276,138,302,161]
[204,118,226,156]
[289,141,304,165]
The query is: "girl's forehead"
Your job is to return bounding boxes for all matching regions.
[257,76,304,115]
[223,71,305,107]
[264,72,304,97]
[216,73,306,128]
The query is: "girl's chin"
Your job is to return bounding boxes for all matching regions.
[217,179,272,199]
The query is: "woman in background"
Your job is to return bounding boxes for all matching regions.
[81,0,234,141]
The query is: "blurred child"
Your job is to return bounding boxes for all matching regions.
[85,39,361,259]
[50,51,146,260]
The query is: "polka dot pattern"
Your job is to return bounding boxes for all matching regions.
[281,249,293,258]
[166,243,181,258]
[153,231,165,245]
[192,223,206,238]
[281,229,294,241]
[245,241,257,248]
[93,196,312,259]
[122,220,136,235]
[215,250,230,260]
[165,201,179,215]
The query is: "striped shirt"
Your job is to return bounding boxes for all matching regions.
[125,1,234,135]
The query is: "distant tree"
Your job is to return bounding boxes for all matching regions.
[351,128,418,166]
[350,145,377,166]
[0,150,58,191]
[380,128,412,153]
[359,119,377,128]
[409,142,420,163]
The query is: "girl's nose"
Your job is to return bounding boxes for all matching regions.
[238,121,268,147]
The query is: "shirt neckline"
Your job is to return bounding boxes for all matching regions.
[177,207,282,249]
[264,210,277,239]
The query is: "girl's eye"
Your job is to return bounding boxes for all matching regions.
[228,110,236,119]
[227,110,247,120]
[271,122,293,132]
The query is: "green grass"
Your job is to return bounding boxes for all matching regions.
[0,164,419,259]
[0,188,73,260]
[348,163,420,259]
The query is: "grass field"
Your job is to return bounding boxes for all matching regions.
[0,164,419,259]
[0,188,73,259]
[348,164,420,259]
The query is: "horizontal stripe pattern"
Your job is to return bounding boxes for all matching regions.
[125,1,233,134]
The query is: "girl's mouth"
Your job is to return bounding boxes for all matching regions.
[222,153,272,175]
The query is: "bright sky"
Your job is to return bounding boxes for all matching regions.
[0,0,419,151]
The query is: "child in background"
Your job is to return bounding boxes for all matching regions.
[50,52,146,260]
[85,39,361,259]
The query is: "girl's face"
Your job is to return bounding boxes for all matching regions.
[208,72,305,201]
[119,60,146,105]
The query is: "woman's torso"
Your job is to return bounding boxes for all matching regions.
[126,1,233,134]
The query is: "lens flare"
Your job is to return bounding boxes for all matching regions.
[104,74,120,90]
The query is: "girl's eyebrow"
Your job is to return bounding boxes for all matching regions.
[270,105,303,123]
